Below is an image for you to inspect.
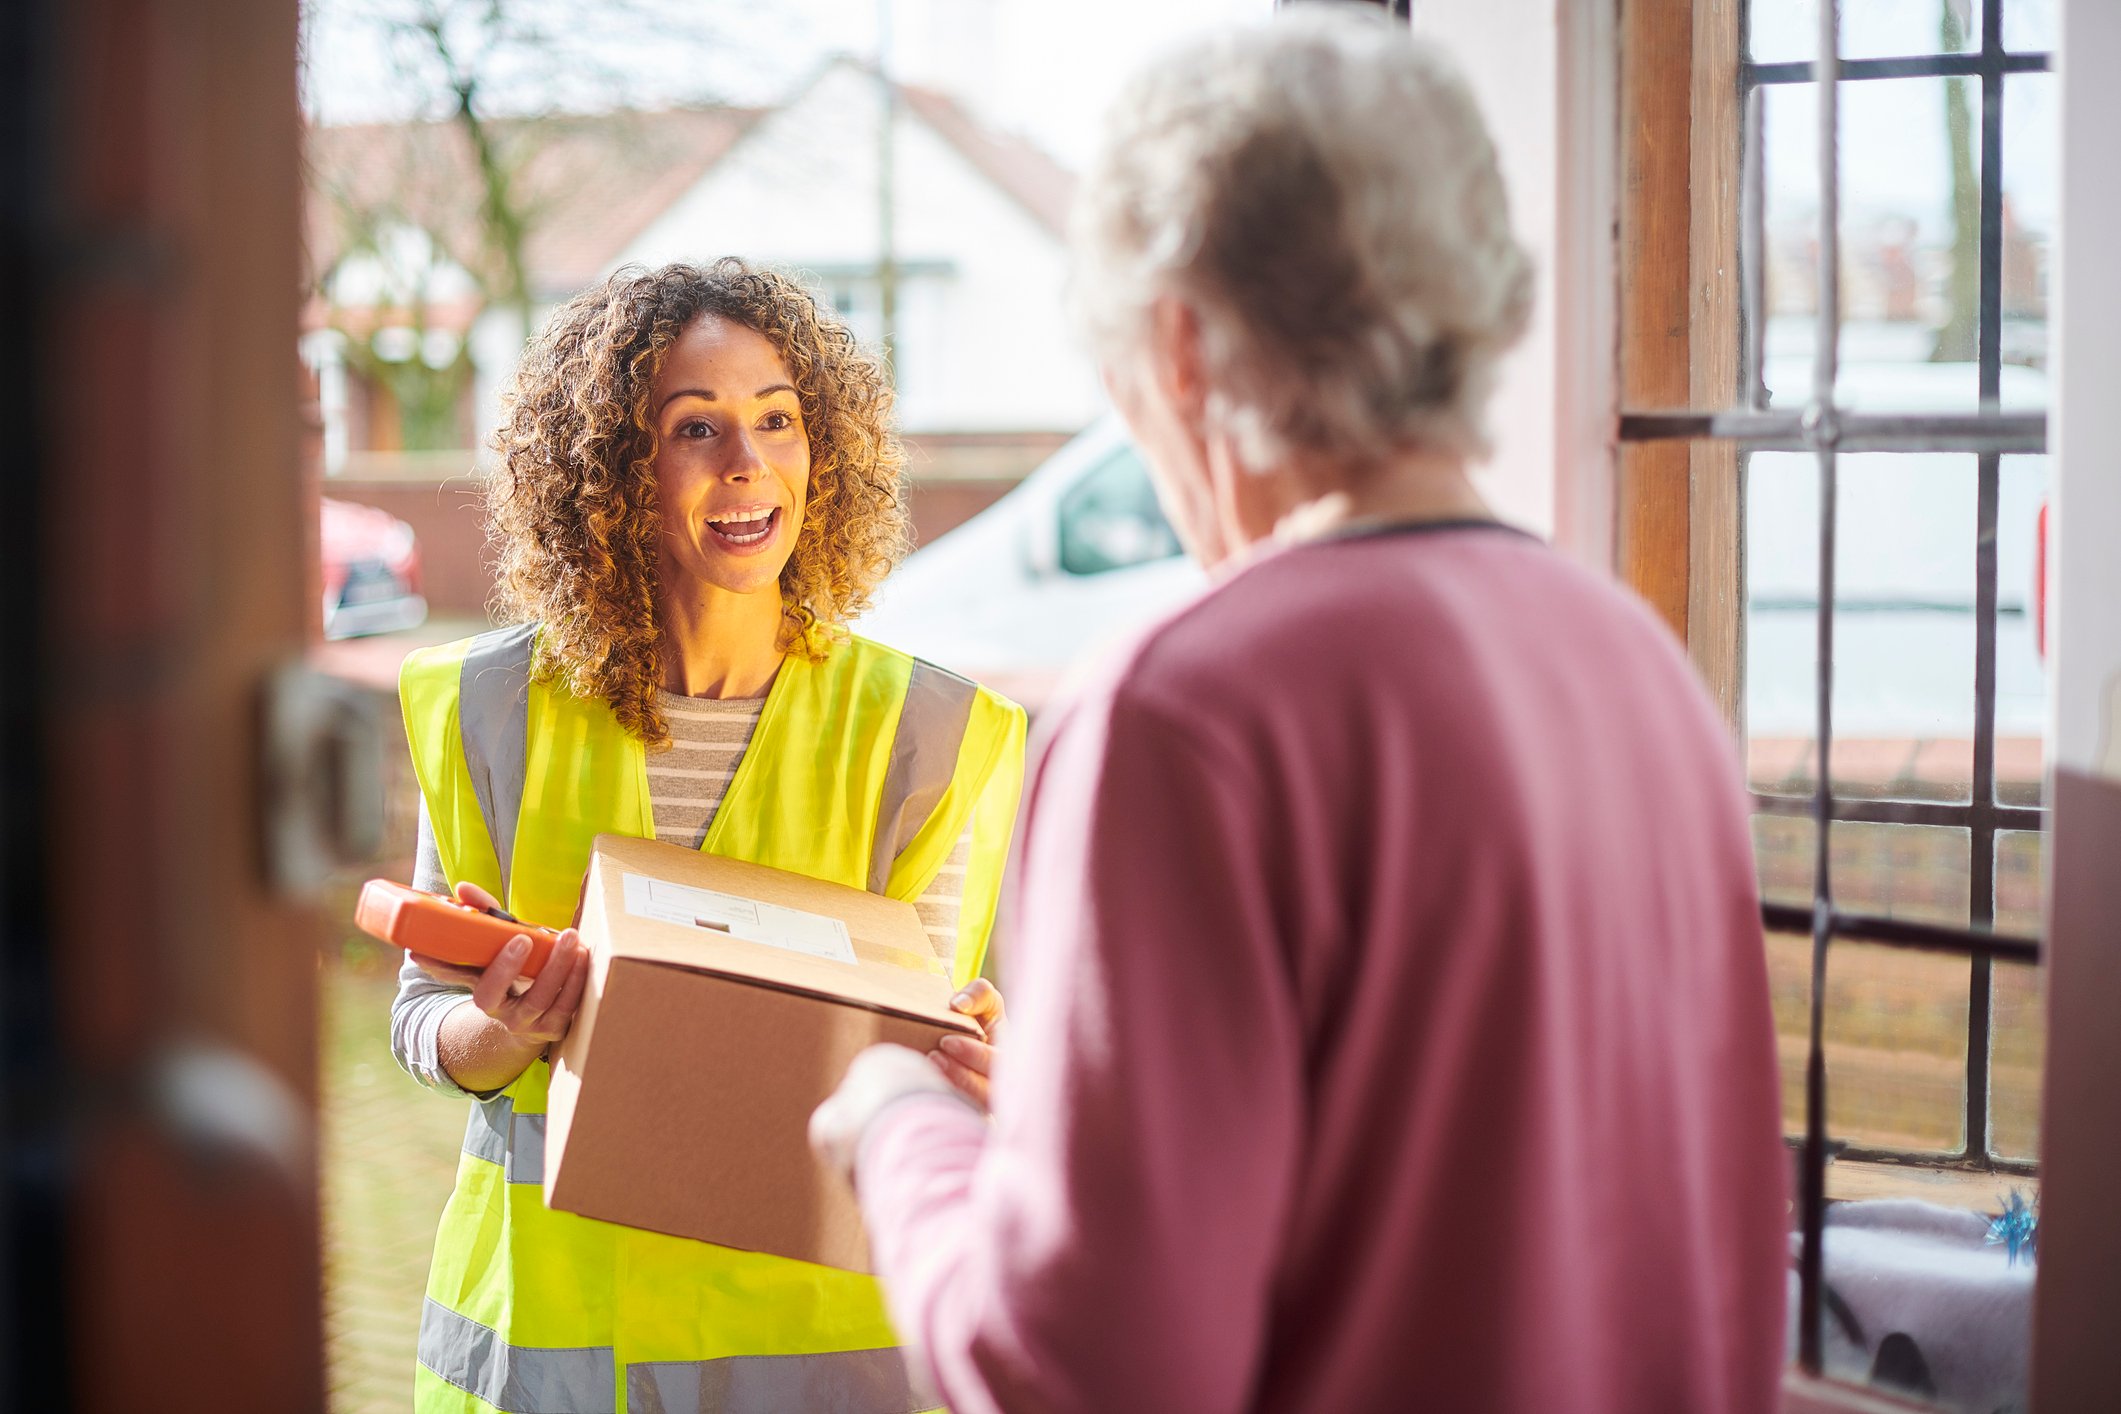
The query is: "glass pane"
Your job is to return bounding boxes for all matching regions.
[1765,927,1814,1136]
[2002,0,2057,52]
[1056,448,1180,576]
[1992,827,2043,936]
[1753,814,1816,909]
[1768,930,1971,1151]
[1996,455,2048,804]
[1746,451,1820,797]
[1836,455,1977,801]
[1830,938,1972,1151]
[1763,77,1998,413]
[1834,820,1972,925]
[1991,831,2045,1158]
[1749,0,1982,65]
[2001,72,2057,376]
[1746,453,1981,803]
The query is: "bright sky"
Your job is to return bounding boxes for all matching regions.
[301,0,2057,241]
[302,0,1270,166]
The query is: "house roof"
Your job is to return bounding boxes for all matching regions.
[897,83,1076,239]
[305,105,764,301]
[305,70,1077,311]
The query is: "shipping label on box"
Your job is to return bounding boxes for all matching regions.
[619,872,859,965]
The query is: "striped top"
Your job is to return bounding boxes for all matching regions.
[646,690,768,849]
[644,689,972,961]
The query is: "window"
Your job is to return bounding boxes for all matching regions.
[1056,448,1183,576]
[1617,0,2054,1400]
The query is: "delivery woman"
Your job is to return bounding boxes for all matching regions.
[387,258,1025,1413]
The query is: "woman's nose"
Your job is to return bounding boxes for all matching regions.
[719,429,768,482]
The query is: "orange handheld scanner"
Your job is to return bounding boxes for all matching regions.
[355,880,560,978]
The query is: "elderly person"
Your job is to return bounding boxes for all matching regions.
[390,259,1024,1412]
[811,11,1787,1414]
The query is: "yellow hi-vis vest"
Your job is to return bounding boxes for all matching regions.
[399,622,1026,1414]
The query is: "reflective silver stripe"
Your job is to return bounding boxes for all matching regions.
[627,1347,919,1414]
[509,1110,547,1185]
[463,1094,547,1185]
[868,661,978,894]
[460,622,536,899]
[464,1096,509,1168]
[419,1298,616,1414]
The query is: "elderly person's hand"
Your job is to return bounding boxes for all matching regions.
[810,1043,972,1180]
[931,978,1005,1107]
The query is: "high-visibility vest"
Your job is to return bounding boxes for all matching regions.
[399,622,1026,1414]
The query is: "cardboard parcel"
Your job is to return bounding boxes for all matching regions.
[545,833,980,1273]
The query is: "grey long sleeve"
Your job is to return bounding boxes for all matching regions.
[387,802,492,1098]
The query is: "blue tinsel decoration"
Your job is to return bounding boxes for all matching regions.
[1985,1189,2038,1267]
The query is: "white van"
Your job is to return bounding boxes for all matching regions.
[858,419,1205,705]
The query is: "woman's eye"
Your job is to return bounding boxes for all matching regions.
[680,419,713,439]
[761,410,795,431]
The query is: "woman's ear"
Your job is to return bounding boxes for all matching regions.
[1145,296,1208,431]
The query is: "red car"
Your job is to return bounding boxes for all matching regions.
[321,496,427,639]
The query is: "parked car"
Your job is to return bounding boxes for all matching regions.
[856,419,1204,706]
[321,496,428,639]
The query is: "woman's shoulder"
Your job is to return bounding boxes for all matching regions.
[400,622,539,690]
[1053,527,1542,732]
[833,631,1025,720]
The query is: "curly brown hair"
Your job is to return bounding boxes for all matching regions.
[487,259,910,745]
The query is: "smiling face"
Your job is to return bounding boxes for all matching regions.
[650,314,811,601]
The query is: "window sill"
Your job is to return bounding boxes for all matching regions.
[1783,1369,1933,1413]
[1824,1155,2039,1211]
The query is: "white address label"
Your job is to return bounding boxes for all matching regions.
[621,873,857,966]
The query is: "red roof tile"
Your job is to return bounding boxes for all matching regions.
[304,71,1075,311]
[305,106,763,300]
[898,83,1075,239]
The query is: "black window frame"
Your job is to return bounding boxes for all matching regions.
[1617,0,2054,1377]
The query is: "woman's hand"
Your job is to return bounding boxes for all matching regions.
[930,978,1005,1109]
[414,882,592,1092]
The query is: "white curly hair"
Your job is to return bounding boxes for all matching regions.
[1071,3,1534,472]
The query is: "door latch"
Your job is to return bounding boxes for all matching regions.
[260,660,388,898]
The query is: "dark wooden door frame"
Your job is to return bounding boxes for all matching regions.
[2,1,323,1407]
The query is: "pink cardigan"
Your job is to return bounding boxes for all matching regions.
[856,525,1788,1413]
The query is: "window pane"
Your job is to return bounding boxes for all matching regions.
[1753,814,1815,909]
[1746,451,1820,797]
[1835,820,1972,925]
[1991,830,2045,1159]
[1765,927,1814,1136]
[1749,0,1982,65]
[1761,75,2038,414]
[2003,0,2057,52]
[1829,938,1971,1152]
[1838,456,1978,801]
[1996,455,2048,804]
[2001,72,2057,375]
[1746,453,1981,803]
[1766,929,1971,1152]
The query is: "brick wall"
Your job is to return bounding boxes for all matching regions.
[327,475,493,619]
[906,477,1017,548]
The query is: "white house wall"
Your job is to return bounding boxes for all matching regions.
[470,304,527,466]
[1413,2,1570,547]
[614,62,1102,436]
